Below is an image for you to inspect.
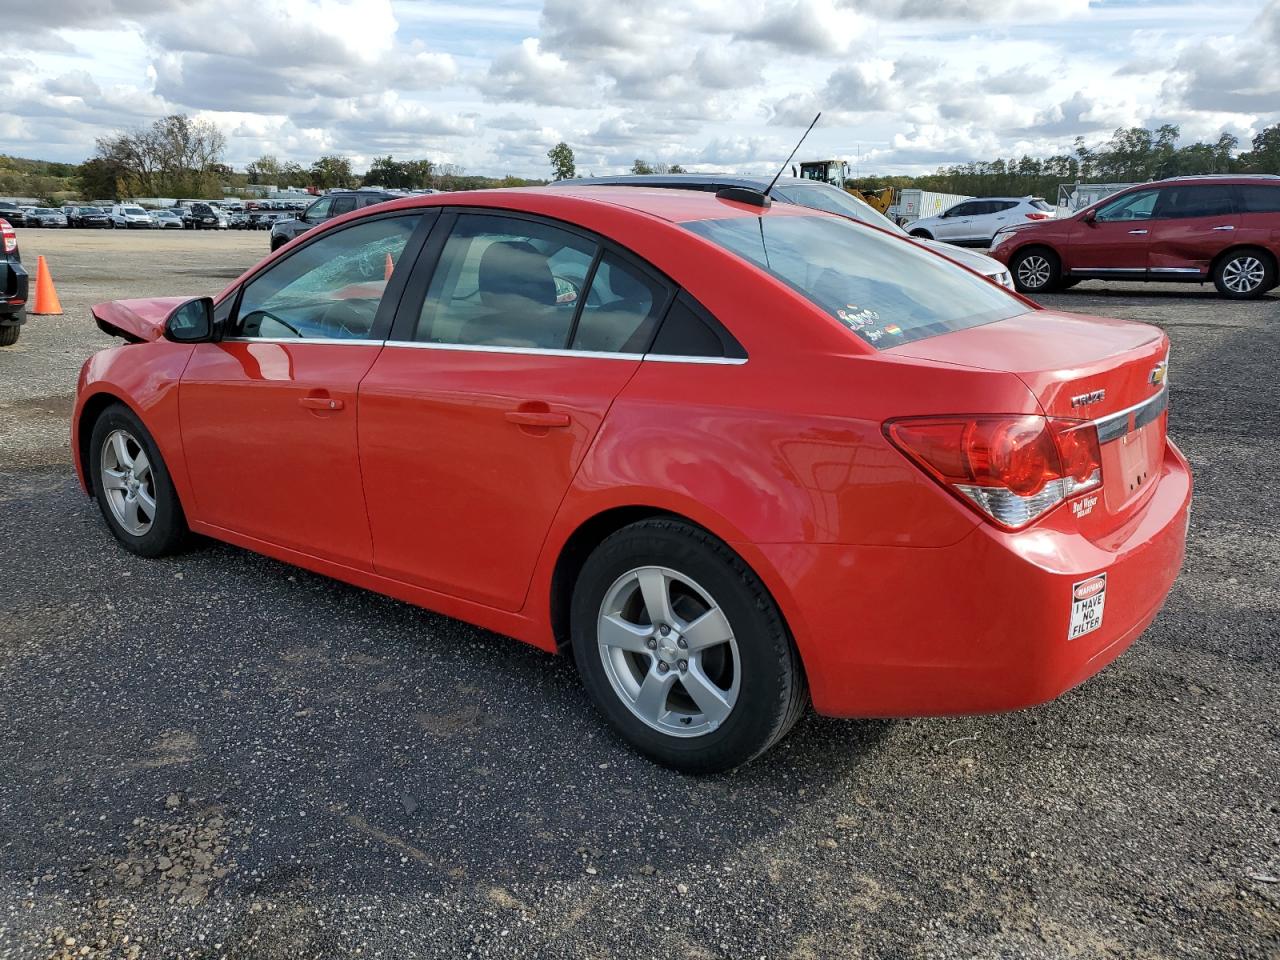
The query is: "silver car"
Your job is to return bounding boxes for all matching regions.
[26,208,68,228]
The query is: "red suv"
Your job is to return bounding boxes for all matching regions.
[990,175,1280,299]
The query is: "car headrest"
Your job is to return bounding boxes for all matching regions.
[478,240,557,308]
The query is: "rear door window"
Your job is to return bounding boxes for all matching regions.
[1237,185,1280,213]
[570,253,670,354]
[684,214,1024,349]
[1156,186,1236,219]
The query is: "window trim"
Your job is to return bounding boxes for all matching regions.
[219,208,438,343]
[386,206,681,356]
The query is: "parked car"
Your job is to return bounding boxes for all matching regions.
[109,205,155,229]
[990,175,1280,299]
[26,207,69,228]
[0,218,28,346]
[152,209,186,230]
[559,174,1015,288]
[76,186,1190,772]
[269,188,401,250]
[0,202,27,227]
[227,212,251,230]
[184,202,227,230]
[64,205,112,228]
[907,197,1056,247]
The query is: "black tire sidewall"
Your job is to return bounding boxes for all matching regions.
[570,520,800,773]
[1214,249,1276,300]
[89,404,187,557]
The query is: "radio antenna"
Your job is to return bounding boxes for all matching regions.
[764,112,821,198]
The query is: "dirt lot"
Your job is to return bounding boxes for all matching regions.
[1,228,1278,960]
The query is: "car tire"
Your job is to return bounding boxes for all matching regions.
[909,229,933,240]
[89,404,189,558]
[270,236,286,252]
[0,325,19,347]
[1213,248,1275,300]
[1011,247,1061,295]
[570,518,807,774]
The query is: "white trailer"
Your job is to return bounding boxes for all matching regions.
[895,189,971,225]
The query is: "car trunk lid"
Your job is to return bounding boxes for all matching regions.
[885,310,1170,533]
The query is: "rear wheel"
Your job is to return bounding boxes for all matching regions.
[89,404,189,557]
[571,519,807,774]
[1213,249,1275,300]
[0,325,19,346]
[909,229,933,240]
[1011,247,1061,295]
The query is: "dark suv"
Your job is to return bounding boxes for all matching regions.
[989,175,1280,299]
[1,218,29,346]
[0,201,26,228]
[269,189,401,250]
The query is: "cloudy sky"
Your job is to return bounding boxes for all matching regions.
[3,0,1278,179]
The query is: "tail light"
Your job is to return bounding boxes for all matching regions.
[1024,212,1052,220]
[1,219,15,254]
[886,415,1102,529]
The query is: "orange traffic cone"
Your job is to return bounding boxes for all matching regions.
[384,252,395,280]
[33,256,63,315]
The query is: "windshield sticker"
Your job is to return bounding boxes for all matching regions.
[836,304,880,330]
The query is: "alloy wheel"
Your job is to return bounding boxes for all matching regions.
[1016,254,1051,290]
[100,428,157,536]
[596,565,740,738]
[1222,256,1265,295]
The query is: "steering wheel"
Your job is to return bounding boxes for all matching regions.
[240,309,303,338]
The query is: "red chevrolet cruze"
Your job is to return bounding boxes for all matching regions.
[991,175,1280,298]
[74,187,1191,772]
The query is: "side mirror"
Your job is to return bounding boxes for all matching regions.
[1080,208,1097,224]
[164,297,217,343]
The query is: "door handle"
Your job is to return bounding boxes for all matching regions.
[1128,229,1148,235]
[299,395,344,411]
[505,410,570,428]
[1211,225,1235,231]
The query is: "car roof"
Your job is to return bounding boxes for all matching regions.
[557,173,826,191]
[375,185,829,225]
[1156,174,1280,184]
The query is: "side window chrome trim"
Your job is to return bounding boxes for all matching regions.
[381,340,747,364]
[220,336,385,346]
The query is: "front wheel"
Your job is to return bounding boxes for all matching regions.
[1011,247,1061,295]
[571,519,807,774]
[89,404,189,557]
[1213,249,1275,300]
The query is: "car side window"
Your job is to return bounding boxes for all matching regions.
[330,196,357,217]
[570,253,670,354]
[413,214,597,349]
[1096,189,1160,222]
[303,197,332,222]
[1238,185,1280,213]
[994,200,1019,212]
[943,203,973,218]
[649,292,746,359]
[1156,186,1235,219]
[233,214,422,340]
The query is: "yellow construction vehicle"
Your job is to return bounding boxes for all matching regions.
[793,160,894,214]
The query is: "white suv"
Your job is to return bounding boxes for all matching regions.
[907,197,1055,247]
[109,205,155,229]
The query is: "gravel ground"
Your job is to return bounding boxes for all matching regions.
[1,229,1278,960]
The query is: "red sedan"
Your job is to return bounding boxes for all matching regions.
[73,186,1192,772]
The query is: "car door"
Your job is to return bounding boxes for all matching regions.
[982,200,1019,241]
[1145,185,1239,278]
[357,210,673,611]
[934,201,981,242]
[1065,187,1161,277]
[179,210,433,568]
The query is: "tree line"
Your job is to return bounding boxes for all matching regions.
[3,117,1277,205]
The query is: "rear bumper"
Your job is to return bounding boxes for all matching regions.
[761,441,1192,717]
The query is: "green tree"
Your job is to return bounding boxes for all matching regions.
[547,142,576,181]
[1238,124,1280,172]
[309,155,355,190]
[246,154,283,185]
[631,158,654,175]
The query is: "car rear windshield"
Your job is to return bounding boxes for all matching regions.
[683,214,1026,348]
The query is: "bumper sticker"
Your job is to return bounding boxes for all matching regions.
[1069,573,1107,640]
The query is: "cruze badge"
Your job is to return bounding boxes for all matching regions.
[1150,361,1168,387]
[1071,389,1106,408]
